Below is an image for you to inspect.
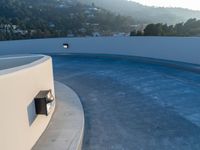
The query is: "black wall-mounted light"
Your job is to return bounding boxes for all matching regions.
[34,90,55,116]
[63,43,69,49]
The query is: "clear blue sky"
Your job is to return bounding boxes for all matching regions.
[129,0,200,10]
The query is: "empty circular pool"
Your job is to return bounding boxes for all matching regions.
[52,54,200,150]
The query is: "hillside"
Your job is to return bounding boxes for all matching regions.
[0,0,135,40]
[130,18,200,37]
[79,0,200,24]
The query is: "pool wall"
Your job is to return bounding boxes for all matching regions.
[0,55,55,150]
[0,37,200,65]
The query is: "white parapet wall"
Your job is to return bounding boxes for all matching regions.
[0,55,55,150]
[0,36,200,65]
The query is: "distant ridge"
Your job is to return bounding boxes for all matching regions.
[79,0,200,24]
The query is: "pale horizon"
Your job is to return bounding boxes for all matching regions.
[128,0,200,11]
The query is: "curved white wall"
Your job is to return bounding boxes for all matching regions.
[0,55,55,150]
[0,37,200,65]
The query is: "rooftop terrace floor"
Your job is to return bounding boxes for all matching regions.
[52,54,200,150]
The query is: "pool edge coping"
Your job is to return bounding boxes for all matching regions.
[32,81,85,150]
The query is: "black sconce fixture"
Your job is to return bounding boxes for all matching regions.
[34,90,55,116]
[63,43,69,49]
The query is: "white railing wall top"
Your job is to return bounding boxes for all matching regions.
[0,36,200,65]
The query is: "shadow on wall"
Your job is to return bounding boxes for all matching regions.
[27,100,37,126]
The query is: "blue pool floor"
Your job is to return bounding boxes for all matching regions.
[52,54,200,150]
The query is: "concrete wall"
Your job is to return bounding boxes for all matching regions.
[0,36,200,65]
[0,55,55,150]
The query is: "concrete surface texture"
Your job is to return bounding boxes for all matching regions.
[0,55,55,150]
[52,54,200,150]
[0,37,200,65]
[32,81,84,150]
